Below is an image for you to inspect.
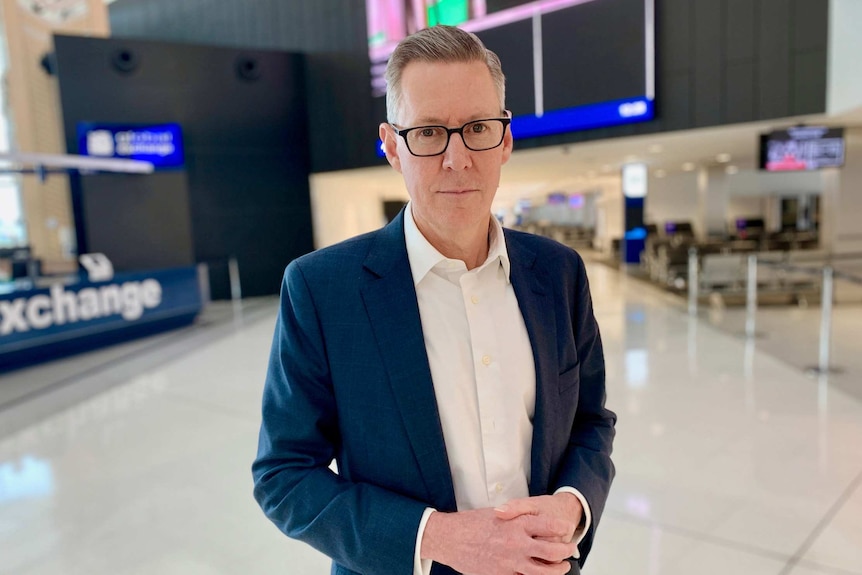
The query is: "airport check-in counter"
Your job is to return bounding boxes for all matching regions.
[640,221,824,303]
[0,265,203,371]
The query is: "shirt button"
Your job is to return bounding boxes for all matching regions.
[482,355,491,366]
[495,483,503,493]
[471,295,479,304]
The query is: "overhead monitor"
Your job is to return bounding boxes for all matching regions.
[367,0,655,139]
[759,126,845,172]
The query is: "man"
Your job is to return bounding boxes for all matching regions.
[253,25,615,575]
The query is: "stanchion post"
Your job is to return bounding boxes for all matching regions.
[197,262,211,305]
[688,247,698,316]
[745,254,757,338]
[818,266,834,373]
[228,256,242,302]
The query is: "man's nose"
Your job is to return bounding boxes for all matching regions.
[442,132,472,170]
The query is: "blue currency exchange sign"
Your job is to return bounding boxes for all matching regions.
[77,123,185,169]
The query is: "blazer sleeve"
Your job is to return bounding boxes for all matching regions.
[552,253,617,565]
[252,260,427,575]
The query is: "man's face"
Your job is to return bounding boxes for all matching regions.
[379,60,513,239]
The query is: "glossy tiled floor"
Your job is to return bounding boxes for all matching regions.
[1,263,860,575]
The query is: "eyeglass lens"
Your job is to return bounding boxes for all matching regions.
[406,119,506,156]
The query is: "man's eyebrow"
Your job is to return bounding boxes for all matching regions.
[411,117,445,125]
[411,113,502,125]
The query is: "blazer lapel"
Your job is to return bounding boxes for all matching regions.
[505,231,560,496]
[360,213,457,512]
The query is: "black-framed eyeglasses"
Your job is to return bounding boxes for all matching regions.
[391,115,512,157]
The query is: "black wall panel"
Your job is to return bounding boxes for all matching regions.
[724,62,757,124]
[794,0,829,52]
[725,0,756,62]
[109,0,377,173]
[78,173,194,272]
[108,0,830,166]
[758,0,792,120]
[476,19,536,117]
[693,0,723,127]
[661,72,693,131]
[661,0,691,73]
[794,51,827,115]
[723,0,757,124]
[791,0,829,116]
[54,35,313,298]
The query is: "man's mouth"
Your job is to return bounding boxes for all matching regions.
[438,189,477,194]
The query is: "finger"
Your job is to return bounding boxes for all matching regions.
[532,535,567,544]
[521,513,576,540]
[519,556,574,575]
[494,497,540,520]
[529,538,578,565]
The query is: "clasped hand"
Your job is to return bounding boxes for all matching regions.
[421,493,583,575]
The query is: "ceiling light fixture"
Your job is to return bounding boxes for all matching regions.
[716,153,732,163]
[682,162,696,171]
[647,144,663,154]
[654,169,666,178]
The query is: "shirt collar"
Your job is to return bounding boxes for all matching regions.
[403,202,511,286]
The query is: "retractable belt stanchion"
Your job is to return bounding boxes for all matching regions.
[817,267,834,374]
[745,255,758,339]
[228,256,242,302]
[688,247,698,316]
[197,262,211,305]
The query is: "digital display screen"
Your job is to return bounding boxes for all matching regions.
[77,123,185,169]
[367,0,655,139]
[760,126,845,172]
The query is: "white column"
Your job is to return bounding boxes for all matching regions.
[697,166,730,240]
[821,128,862,254]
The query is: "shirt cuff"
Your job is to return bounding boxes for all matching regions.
[414,507,436,575]
[553,486,592,559]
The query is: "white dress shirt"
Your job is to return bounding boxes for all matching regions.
[403,205,590,575]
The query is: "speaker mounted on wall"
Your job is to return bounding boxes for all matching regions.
[40,52,57,76]
[111,48,139,74]
[236,55,261,82]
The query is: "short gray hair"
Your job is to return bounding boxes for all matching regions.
[384,25,506,124]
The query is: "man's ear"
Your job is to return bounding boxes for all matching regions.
[501,111,514,166]
[379,123,402,173]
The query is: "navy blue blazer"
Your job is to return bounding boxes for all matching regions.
[252,211,616,575]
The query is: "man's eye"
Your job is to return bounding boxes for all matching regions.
[470,123,487,133]
[420,128,436,137]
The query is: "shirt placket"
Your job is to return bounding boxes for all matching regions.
[459,264,510,506]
